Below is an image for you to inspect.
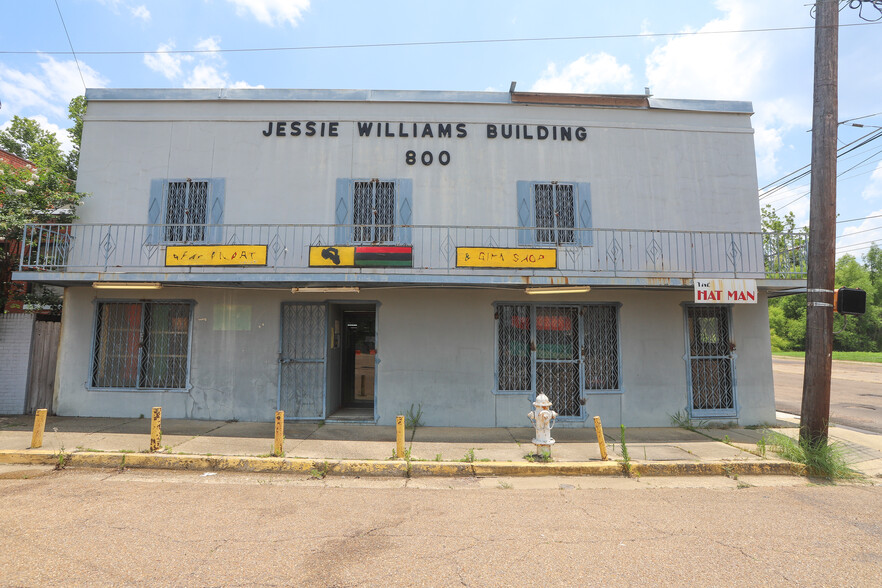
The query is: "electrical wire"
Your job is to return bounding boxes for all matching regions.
[1,22,879,56]
[53,0,86,91]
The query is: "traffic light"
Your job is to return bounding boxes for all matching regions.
[834,288,866,315]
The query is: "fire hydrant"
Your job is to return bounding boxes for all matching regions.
[528,393,558,454]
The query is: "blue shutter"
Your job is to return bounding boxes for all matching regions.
[147,179,164,244]
[335,179,352,244]
[516,181,534,246]
[576,182,592,246]
[397,179,413,245]
[208,178,226,244]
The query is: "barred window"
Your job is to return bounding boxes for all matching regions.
[91,302,192,389]
[495,303,620,409]
[164,180,208,242]
[353,180,395,243]
[534,183,575,243]
[496,304,532,391]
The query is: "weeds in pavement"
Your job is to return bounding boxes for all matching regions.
[498,481,513,490]
[670,410,708,432]
[762,432,860,481]
[620,424,633,477]
[51,428,70,470]
[404,404,424,430]
[756,436,767,457]
[434,453,443,462]
[524,450,553,463]
[461,448,476,463]
[309,461,330,480]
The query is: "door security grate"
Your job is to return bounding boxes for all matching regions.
[686,305,736,416]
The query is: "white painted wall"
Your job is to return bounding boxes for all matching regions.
[76,95,760,234]
[55,286,775,426]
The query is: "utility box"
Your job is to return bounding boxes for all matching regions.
[835,287,866,315]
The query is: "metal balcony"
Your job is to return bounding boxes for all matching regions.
[16,223,808,285]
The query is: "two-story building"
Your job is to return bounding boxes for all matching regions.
[14,88,807,427]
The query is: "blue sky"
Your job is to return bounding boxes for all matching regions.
[2,0,881,258]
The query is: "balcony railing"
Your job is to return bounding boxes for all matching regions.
[18,223,808,280]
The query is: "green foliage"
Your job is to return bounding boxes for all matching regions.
[0,97,89,312]
[763,206,881,352]
[762,432,859,481]
[620,424,633,476]
[404,403,423,430]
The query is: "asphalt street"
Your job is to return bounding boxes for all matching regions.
[773,356,882,433]
[1,468,880,586]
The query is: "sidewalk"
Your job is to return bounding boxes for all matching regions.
[1,413,880,479]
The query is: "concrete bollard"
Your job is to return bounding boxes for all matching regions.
[274,410,285,456]
[594,416,608,461]
[396,415,405,459]
[150,407,162,452]
[31,409,48,449]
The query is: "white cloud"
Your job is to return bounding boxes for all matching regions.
[0,56,107,125]
[184,64,228,89]
[144,38,262,89]
[226,0,310,27]
[531,53,634,94]
[131,5,150,21]
[861,161,882,200]
[143,42,193,80]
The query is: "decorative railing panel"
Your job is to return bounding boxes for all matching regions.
[19,223,808,280]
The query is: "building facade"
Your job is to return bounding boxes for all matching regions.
[14,88,806,427]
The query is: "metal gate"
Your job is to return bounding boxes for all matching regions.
[685,305,736,418]
[279,303,327,419]
[535,306,581,417]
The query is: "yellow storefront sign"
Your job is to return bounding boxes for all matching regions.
[456,247,557,269]
[165,245,268,266]
[309,246,356,267]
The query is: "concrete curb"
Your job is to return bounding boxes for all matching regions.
[0,450,805,477]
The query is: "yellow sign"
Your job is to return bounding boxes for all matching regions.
[309,246,355,267]
[165,245,267,266]
[456,247,557,269]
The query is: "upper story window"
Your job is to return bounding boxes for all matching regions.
[335,178,413,245]
[165,180,208,242]
[148,178,225,244]
[534,182,575,244]
[353,180,396,243]
[517,181,592,246]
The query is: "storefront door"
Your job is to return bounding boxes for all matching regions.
[279,303,327,419]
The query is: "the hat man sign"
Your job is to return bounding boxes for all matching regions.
[694,279,757,304]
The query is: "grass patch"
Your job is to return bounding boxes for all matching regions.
[762,431,861,481]
[524,450,553,463]
[773,351,882,363]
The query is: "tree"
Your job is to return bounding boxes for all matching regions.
[0,96,88,312]
[65,95,86,178]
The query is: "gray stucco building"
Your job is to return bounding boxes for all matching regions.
[14,88,806,427]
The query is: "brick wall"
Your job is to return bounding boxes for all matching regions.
[0,313,35,414]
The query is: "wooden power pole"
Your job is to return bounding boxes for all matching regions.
[800,0,838,444]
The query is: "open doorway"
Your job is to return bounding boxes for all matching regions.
[327,304,376,421]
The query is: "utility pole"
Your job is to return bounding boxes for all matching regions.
[800,0,838,445]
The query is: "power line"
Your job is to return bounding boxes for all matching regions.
[53,0,85,91]
[1,21,879,56]
[837,224,882,240]
[838,212,882,224]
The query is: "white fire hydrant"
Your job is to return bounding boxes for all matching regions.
[528,393,558,454]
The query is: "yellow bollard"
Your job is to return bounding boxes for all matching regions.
[31,409,48,449]
[274,410,285,456]
[150,407,162,452]
[396,415,405,459]
[594,416,608,461]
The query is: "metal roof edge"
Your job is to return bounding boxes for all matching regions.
[85,88,513,104]
[84,88,754,114]
[648,97,754,114]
